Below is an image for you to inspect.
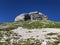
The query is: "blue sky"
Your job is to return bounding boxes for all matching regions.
[0,0,60,22]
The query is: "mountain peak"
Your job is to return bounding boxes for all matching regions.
[15,11,48,21]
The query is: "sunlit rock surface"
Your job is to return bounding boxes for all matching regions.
[0,27,60,45]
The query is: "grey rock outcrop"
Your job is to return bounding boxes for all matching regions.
[15,11,48,21]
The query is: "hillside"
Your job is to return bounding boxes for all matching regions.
[0,20,60,45]
[0,20,60,30]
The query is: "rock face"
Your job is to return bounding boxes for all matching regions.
[15,11,48,21]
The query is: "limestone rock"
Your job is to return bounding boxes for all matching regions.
[15,13,26,21]
[14,11,48,21]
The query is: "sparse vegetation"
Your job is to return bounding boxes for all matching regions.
[0,31,42,45]
[0,20,60,30]
[47,32,58,35]
[0,30,60,45]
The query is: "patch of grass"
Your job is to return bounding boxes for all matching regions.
[22,20,57,29]
[0,42,6,45]
[0,20,60,30]
[47,32,58,36]
[46,37,51,39]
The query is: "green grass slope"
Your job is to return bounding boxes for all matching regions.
[0,20,60,30]
[22,20,60,29]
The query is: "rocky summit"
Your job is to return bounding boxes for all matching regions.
[0,11,60,45]
[15,11,48,21]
